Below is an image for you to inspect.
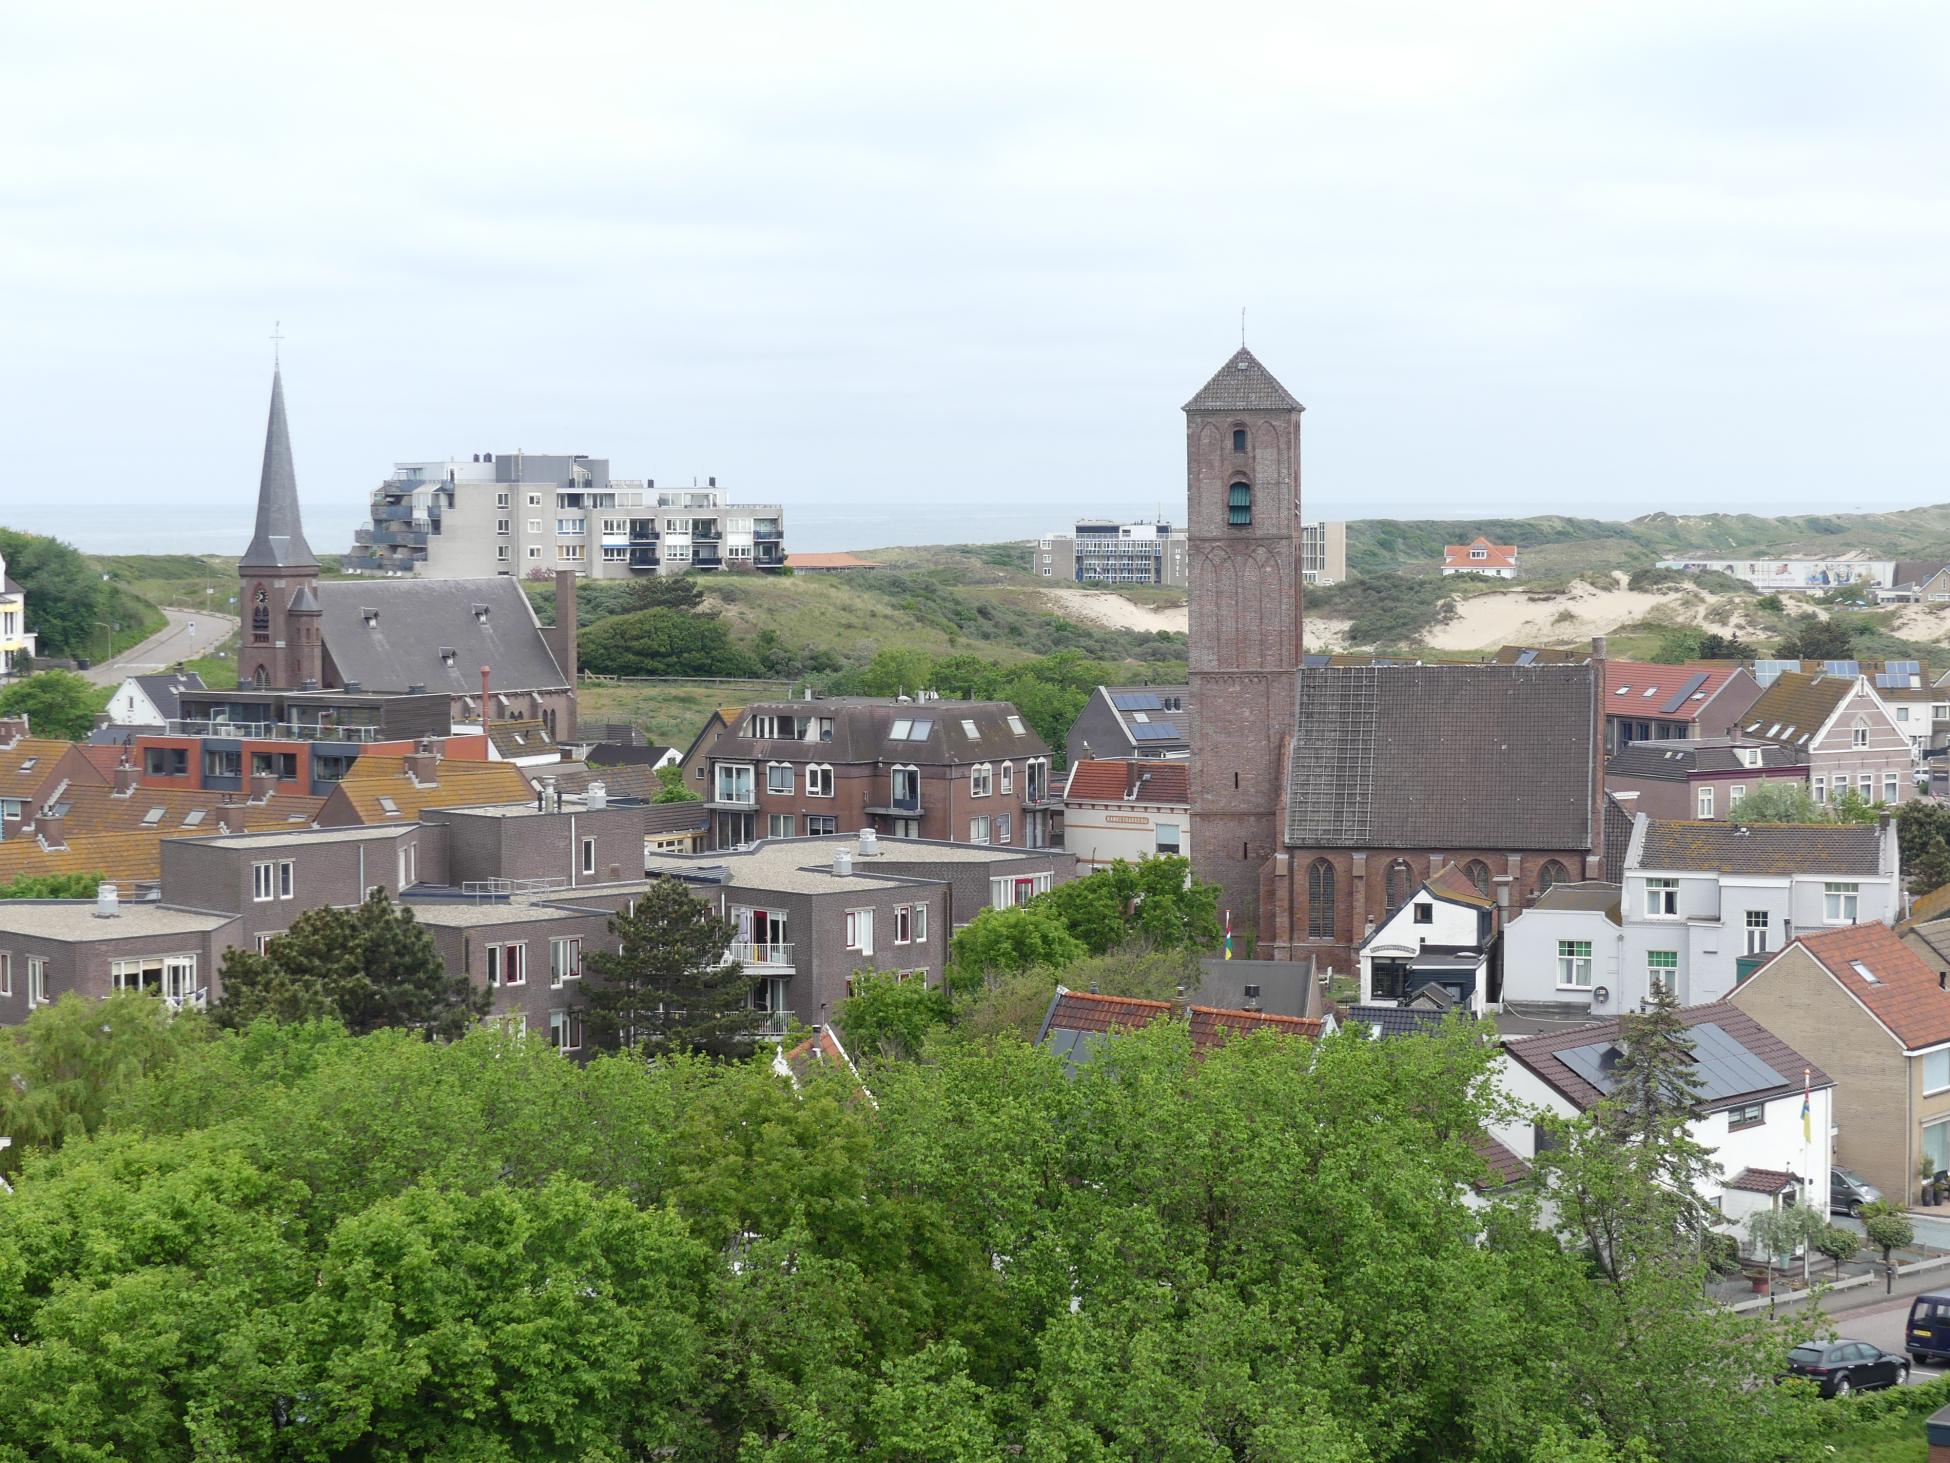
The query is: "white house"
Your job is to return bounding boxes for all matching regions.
[1060,759,1188,873]
[1487,1002,1835,1247]
[1357,862,1497,1012]
[1499,815,1901,1019]
[103,671,207,729]
[0,551,33,681]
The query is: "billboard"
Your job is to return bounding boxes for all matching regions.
[1655,557,1894,592]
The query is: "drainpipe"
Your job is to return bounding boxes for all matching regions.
[569,812,577,888]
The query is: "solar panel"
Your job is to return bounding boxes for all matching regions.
[1753,660,1800,687]
[1303,655,1331,669]
[1823,659,1860,677]
[1516,649,1539,666]
[1111,692,1164,712]
[1555,1022,1783,1103]
[1657,671,1711,715]
[1888,660,1921,675]
[1130,721,1184,742]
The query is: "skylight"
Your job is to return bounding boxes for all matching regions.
[1850,960,1880,985]
[183,809,205,826]
[140,807,164,826]
[891,719,913,740]
[378,796,400,816]
[1642,687,1658,698]
[962,719,980,739]
[18,758,36,771]
[1006,715,1026,735]
[1614,687,1630,696]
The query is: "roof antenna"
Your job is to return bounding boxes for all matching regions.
[270,319,284,368]
[1240,306,1246,347]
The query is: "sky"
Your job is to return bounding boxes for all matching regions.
[3,1,1949,556]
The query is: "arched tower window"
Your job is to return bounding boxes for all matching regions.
[1232,426,1248,453]
[1385,859,1413,915]
[1227,481,1252,528]
[1463,859,1491,896]
[251,664,269,689]
[1538,859,1569,895]
[1306,859,1335,940]
[250,585,270,641]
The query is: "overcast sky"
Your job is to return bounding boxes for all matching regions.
[4,2,1948,555]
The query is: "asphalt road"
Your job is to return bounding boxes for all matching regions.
[83,609,238,686]
[1821,1293,1949,1384]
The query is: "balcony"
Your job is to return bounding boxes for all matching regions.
[628,548,660,570]
[372,525,430,548]
[371,503,417,521]
[866,793,922,816]
[629,521,659,543]
[728,941,795,971]
[753,528,784,542]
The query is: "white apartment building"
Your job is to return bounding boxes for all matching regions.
[344,454,785,580]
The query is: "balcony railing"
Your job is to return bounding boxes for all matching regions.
[166,719,383,743]
[728,941,795,970]
[165,989,209,1013]
[750,1010,793,1039]
[371,503,418,521]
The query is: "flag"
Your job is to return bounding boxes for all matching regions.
[1801,1067,1811,1143]
[1223,910,1233,961]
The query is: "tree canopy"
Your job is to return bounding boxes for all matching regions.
[579,607,760,678]
[0,668,105,740]
[0,1005,1835,1460]
[0,529,115,659]
[581,876,753,1056]
[213,889,488,1039]
[0,871,103,900]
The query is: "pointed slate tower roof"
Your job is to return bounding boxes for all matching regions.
[1182,346,1304,414]
[239,368,318,572]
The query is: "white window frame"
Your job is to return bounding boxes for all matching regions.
[806,764,834,798]
[1644,877,1679,918]
[766,761,795,795]
[1730,784,1746,807]
[26,955,46,1008]
[1886,772,1900,804]
[1923,1046,1950,1097]
[581,837,596,876]
[487,941,526,987]
[0,951,8,997]
[550,936,581,987]
[1646,950,1677,994]
[894,904,912,945]
[1000,762,1014,794]
[1557,940,1593,989]
[715,763,755,805]
[1853,725,1870,748]
[548,1007,584,1053]
[968,815,991,844]
[913,903,928,943]
[1824,882,1860,924]
[1697,785,1714,819]
[970,763,993,798]
[767,813,795,838]
[845,908,874,954]
[1744,909,1769,955]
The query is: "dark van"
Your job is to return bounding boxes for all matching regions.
[1907,1293,1950,1365]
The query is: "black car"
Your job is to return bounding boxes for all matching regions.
[1784,1340,1908,1396]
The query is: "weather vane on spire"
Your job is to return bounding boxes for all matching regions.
[270,320,284,368]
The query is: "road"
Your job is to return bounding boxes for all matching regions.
[82,608,238,686]
[1820,1292,1950,1384]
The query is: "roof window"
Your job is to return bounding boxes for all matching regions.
[962,719,980,739]
[378,796,400,816]
[141,807,164,826]
[1007,715,1026,735]
[1643,687,1658,698]
[1614,686,1630,696]
[183,808,206,826]
[1850,960,1879,985]
[18,757,36,771]
[891,718,913,739]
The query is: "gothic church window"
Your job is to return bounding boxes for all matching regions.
[1463,860,1491,896]
[1538,860,1569,895]
[1384,859,1413,915]
[1306,859,1335,940]
[1232,427,1247,452]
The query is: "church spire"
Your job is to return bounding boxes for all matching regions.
[239,367,318,572]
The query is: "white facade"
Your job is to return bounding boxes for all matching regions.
[1060,798,1188,873]
[1500,821,1902,1017]
[1487,1050,1835,1244]
[1357,882,1493,1012]
[0,551,33,680]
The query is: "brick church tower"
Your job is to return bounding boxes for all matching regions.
[1184,347,1305,943]
[238,367,323,690]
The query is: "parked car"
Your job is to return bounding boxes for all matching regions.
[1909,1293,1950,1366]
[1830,1167,1882,1217]
[1784,1340,1907,1396]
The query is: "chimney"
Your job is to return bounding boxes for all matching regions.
[833,849,853,877]
[481,666,492,726]
[1243,983,1262,1012]
[1940,972,1948,992]
[112,761,140,796]
[405,738,439,786]
[586,780,607,810]
[1591,635,1607,661]
[544,777,559,813]
[251,773,279,803]
[36,808,65,850]
[94,883,119,919]
[0,714,26,746]
[217,802,248,835]
[858,828,879,857]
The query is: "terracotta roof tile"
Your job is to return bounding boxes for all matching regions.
[1042,990,1174,1035]
[329,755,535,824]
[1425,861,1496,908]
[1470,1133,1531,1189]
[1186,1006,1326,1045]
[1785,923,1950,1051]
[1906,881,1950,929]
[1443,538,1518,570]
[1725,1166,1802,1195]
[1063,759,1190,805]
[0,737,72,783]
[1601,661,1743,721]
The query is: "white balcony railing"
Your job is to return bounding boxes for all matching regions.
[728,941,794,970]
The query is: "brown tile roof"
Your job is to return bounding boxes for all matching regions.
[0,737,72,786]
[1503,1001,1832,1115]
[1287,664,1598,851]
[1182,347,1302,412]
[1425,861,1495,908]
[0,791,325,886]
[31,782,322,840]
[1186,1006,1327,1045]
[642,801,708,836]
[1063,758,1190,805]
[1906,881,1950,930]
[1042,989,1174,1036]
[1470,1133,1531,1189]
[1638,819,1884,877]
[328,755,535,824]
[775,1026,875,1103]
[1785,923,1950,1051]
[486,719,555,759]
[1739,671,1855,750]
[1725,1166,1802,1195]
[1602,661,1745,721]
[547,763,661,800]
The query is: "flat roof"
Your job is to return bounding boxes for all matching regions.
[193,825,410,850]
[408,899,614,929]
[644,841,941,896]
[0,900,236,940]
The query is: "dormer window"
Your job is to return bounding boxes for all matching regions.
[1227,482,1252,528]
[1231,427,1247,453]
[1470,547,1487,560]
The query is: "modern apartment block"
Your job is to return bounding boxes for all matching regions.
[1038,517,1344,588]
[344,454,785,580]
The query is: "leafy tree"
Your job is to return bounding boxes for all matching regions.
[653,762,701,802]
[1697,631,1760,660]
[0,870,102,899]
[947,904,1084,990]
[1776,615,1859,661]
[0,528,111,659]
[579,607,759,677]
[1814,1222,1862,1274]
[1863,1201,1915,1266]
[0,992,204,1174]
[1898,799,1950,896]
[1746,1202,1827,1280]
[856,645,935,698]
[954,943,1197,1041]
[581,876,751,1056]
[0,668,104,739]
[836,972,953,1061]
[1032,856,1222,956]
[1596,981,1715,1227]
[1728,780,1830,824]
[213,889,488,1039]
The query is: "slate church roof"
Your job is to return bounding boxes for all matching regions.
[1285,664,1598,850]
[315,578,567,695]
[239,368,318,572]
[1182,347,1304,414]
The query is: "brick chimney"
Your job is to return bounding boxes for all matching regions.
[405,737,440,786]
[112,761,141,796]
[0,714,26,747]
[217,801,249,834]
[35,807,65,850]
[250,773,279,803]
